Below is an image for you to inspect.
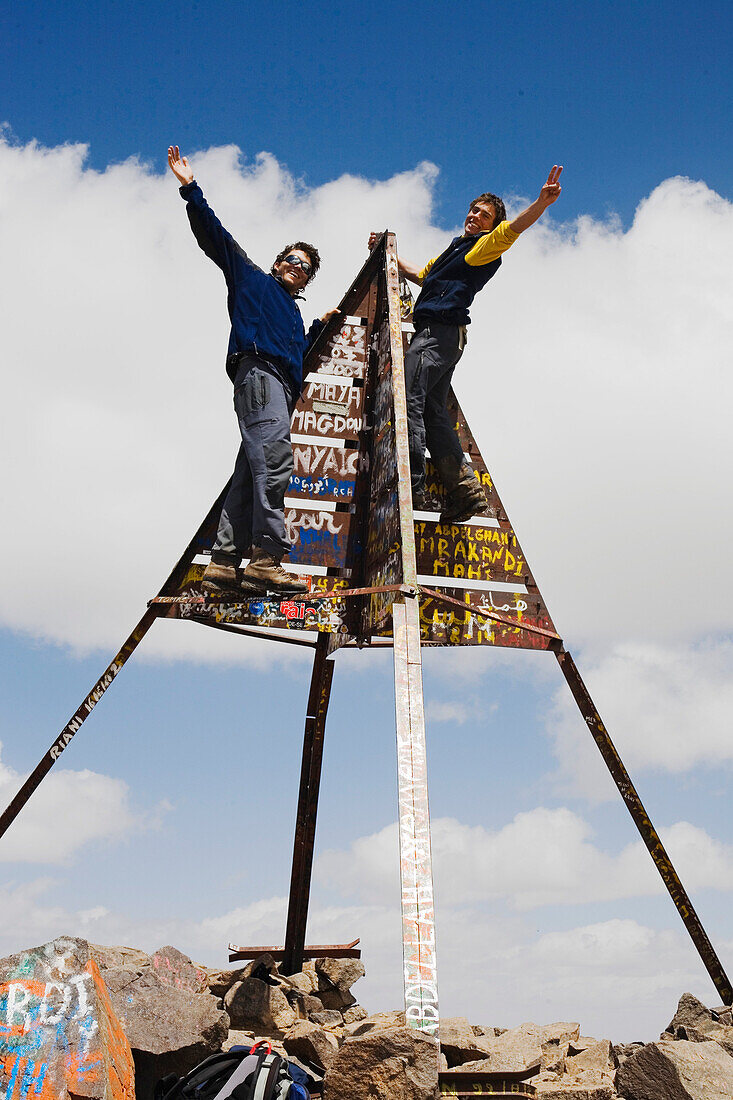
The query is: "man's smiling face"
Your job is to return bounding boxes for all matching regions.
[274,249,312,293]
[464,200,497,236]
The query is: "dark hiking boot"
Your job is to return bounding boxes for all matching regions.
[434,455,487,524]
[412,487,430,511]
[201,555,240,595]
[240,547,308,595]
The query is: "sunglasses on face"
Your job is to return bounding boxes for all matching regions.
[283,254,312,275]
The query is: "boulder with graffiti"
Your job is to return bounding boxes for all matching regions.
[0,937,135,1100]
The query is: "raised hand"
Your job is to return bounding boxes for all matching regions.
[539,165,563,207]
[168,145,194,186]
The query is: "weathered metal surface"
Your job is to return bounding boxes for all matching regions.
[403,376,556,647]
[361,316,403,634]
[386,233,439,1049]
[440,1067,539,1098]
[393,600,439,1037]
[229,939,360,963]
[284,506,353,569]
[416,519,530,586]
[173,565,351,636]
[419,586,560,643]
[386,238,418,589]
[555,644,733,1005]
[289,442,360,503]
[282,634,335,975]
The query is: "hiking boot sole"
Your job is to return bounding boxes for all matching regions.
[238,576,309,597]
[201,577,242,596]
[441,498,487,523]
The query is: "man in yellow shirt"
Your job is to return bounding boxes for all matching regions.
[384,165,563,522]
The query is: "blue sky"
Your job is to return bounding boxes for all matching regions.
[3,0,731,225]
[1,0,733,1042]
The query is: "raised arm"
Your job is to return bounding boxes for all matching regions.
[508,165,563,235]
[168,144,246,279]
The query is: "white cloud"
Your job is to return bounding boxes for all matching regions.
[317,811,733,909]
[464,175,733,650]
[0,875,723,1042]
[547,639,733,797]
[0,744,165,863]
[1,135,732,667]
[0,136,438,664]
[425,700,470,724]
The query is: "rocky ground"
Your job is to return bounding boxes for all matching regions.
[2,938,733,1100]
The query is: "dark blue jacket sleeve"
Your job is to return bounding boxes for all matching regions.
[179,181,250,281]
[305,318,325,352]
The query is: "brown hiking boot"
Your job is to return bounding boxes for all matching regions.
[434,455,487,523]
[240,547,308,595]
[201,555,240,595]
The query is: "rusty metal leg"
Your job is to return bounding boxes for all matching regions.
[282,633,335,975]
[555,644,733,1005]
[393,598,440,1038]
[0,483,230,843]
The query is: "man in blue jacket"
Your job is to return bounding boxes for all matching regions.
[168,146,339,596]
[372,165,562,523]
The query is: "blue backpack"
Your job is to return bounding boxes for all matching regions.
[154,1042,311,1100]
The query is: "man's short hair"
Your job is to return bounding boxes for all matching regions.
[272,241,321,282]
[469,192,506,228]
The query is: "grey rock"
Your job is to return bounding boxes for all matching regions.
[324,1026,440,1100]
[567,1037,599,1056]
[349,1010,406,1036]
[614,1042,645,1066]
[203,968,245,1000]
[315,958,366,993]
[310,1010,345,1029]
[616,1038,733,1099]
[280,972,318,995]
[542,1039,571,1074]
[241,954,279,979]
[91,943,152,972]
[298,993,326,1017]
[222,1029,255,1051]
[284,1021,339,1070]
[225,977,296,1034]
[95,942,229,1099]
[465,1022,579,1075]
[663,995,733,1058]
[150,946,209,994]
[445,1057,492,1071]
[343,1005,369,1024]
[666,995,722,1039]
[566,1040,616,1075]
[0,937,135,1100]
[438,1017,494,1067]
[711,1007,733,1027]
[318,987,357,1011]
[533,1073,616,1098]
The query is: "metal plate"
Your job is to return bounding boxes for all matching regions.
[174,564,351,635]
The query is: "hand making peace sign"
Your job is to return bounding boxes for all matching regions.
[539,164,563,207]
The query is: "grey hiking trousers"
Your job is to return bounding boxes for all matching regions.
[404,321,466,493]
[212,356,295,561]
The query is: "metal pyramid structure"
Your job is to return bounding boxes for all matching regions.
[1,235,729,1072]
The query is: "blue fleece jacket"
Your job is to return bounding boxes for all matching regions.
[179,181,323,391]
